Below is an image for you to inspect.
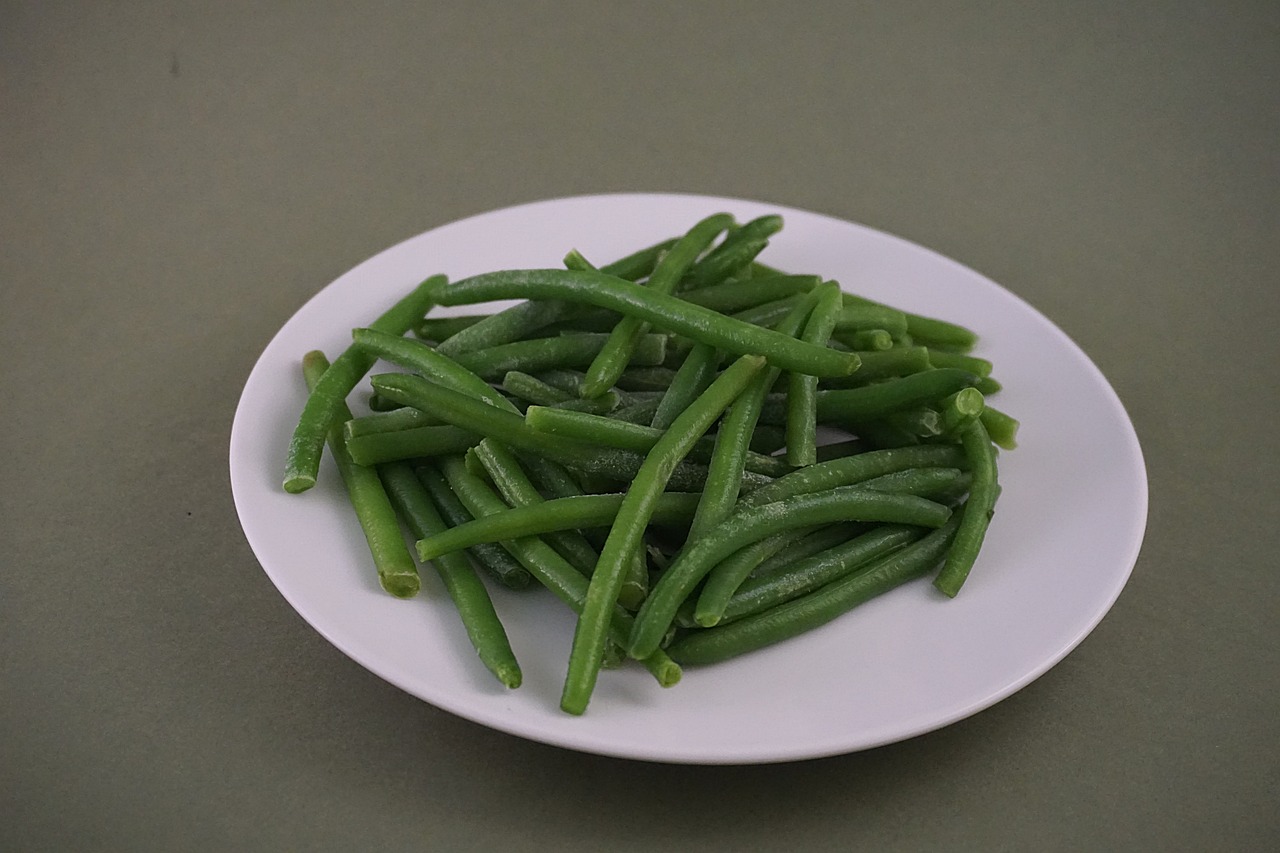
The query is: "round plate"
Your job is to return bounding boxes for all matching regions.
[229,193,1147,764]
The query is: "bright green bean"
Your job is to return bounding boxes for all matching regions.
[352,327,517,413]
[345,424,479,465]
[300,351,420,598]
[927,348,993,377]
[759,368,982,427]
[667,517,960,665]
[561,354,766,715]
[740,444,967,508]
[583,213,734,396]
[933,419,999,597]
[343,406,441,439]
[379,461,521,687]
[427,269,861,378]
[682,214,783,290]
[650,343,720,430]
[414,463,532,589]
[283,274,441,493]
[629,487,952,656]
[819,347,932,386]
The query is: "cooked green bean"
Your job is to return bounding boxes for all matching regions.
[927,348,993,377]
[938,387,986,437]
[980,405,1020,450]
[740,444,967,508]
[414,463,532,589]
[834,303,909,337]
[366,392,404,412]
[343,406,441,439]
[650,343,720,430]
[284,274,441,493]
[451,332,667,382]
[414,314,486,343]
[667,517,960,665]
[678,274,822,314]
[502,371,619,414]
[427,269,861,378]
[564,236,677,282]
[379,461,521,687]
[437,456,681,687]
[352,327,518,413]
[751,522,869,578]
[688,292,821,539]
[300,351,420,597]
[609,397,664,426]
[614,366,679,392]
[682,214,783,290]
[345,423,480,465]
[701,524,923,627]
[833,328,894,351]
[561,354,766,715]
[839,293,978,352]
[523,405,791,478]
[759,368,982,427]
[787,281,844,466]
[933,419,999,597]
[583,213,734,396]
[629,487,952,657]
[819,346,932,386]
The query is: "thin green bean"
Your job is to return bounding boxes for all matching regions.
[414,463,532,589]
[345,424,480,465]
[650,343,720,430]
[453,332,667,382]
[678,274,822,314]
[351,327,518,413]
[787,281,844,466]
[759,368,982,427]
[300,351,420,597]
[283,274,441,493]
[740,444,967,508]
[933,419,999,597]
[980,405,1020,450]
[561,354,766,715]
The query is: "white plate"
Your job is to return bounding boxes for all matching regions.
[229,193,1147,764]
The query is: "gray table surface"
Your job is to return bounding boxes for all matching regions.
[4,2,1277,851]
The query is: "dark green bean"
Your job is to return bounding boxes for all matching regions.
[701,524,924,627]
[682,214,783,290]
[819,346,932,386]
[436,456,681,687]
[650,343,720,430]
[629,487,952,657]
[414,314,486,343]
[283,274,441,493]
[667,517,960,665]
[352,327,517,413]
[427,269,861,378]
[759,368,982,427]
[740,444,967,509]
[345,424,480,465]
[414,463,532,589]
[751,522,869,578]
[379,461,521,687]
[300,351,420,597]
[561,355,766,713]
[501,370,619,414]
[787,281,844,466]
[678,275,822,314]
[452,332,667,382]
[933,420,999,597]
[583,213,734,396]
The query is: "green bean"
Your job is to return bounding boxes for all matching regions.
[839,293,978,352]
[343,406,442,439]
[427,269,862,378]
[819,346,932,386]
[678,275,822,314]
[351,327,518,413]
[980,405,1020,450]
[437,457,681,687]
[759,368,982,427]
[787,281,844,466]
[345,424,479,465]
[283,274,441,493]
[561,354,766,715]
[739,444,967,509]
[682,215,783,290]
[814,438,870,461]
[300,351,420,597]
[858,466,968,498]
[614,367,679,392]
[701,524,924,627]
[414,314,485,343]
[751,522,869,578]
[501,371,619,414]
[414,463,532,589]
[748,424,789,455]
[938,387,986,437]
[883,407,944,440]
[629,487,952,656]
[583,214,734,396]
[467,440,608,582]
[933,419,999,597]
[379,461,521,687]
[730,294,803,329]
[434,300,579,358]
[833,328,894,351]
[667,517,960,665]
[564,236,677,282]
[974,375,1002,396]
[366,392,404,412]
[926,348,993,377]
[650,343,720,430]
[523,406,791,478]
[608,397,663,426]
[687,291,822,540]
[452,332,668,382]
[834,303,909,337]
[518,453,585,498]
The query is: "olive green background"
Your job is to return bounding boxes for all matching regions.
[3,2,1276,850]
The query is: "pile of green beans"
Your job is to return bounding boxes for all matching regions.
[281,213,1017,714]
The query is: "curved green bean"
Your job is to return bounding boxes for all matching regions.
[561,354,766,715]
[933,419,999,597]
[379,461,521,687]
[667,517,960,666]
[283,274,441,493]
[300,351,420,598]
[426,269,861,378]
[629,487,952,657]
[583,213,734,396]
[351,326,517,413]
